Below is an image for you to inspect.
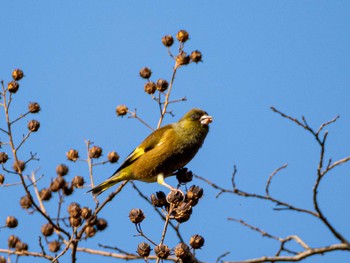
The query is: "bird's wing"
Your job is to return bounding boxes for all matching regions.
[111,124,173,176]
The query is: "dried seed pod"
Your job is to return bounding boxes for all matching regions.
[176,30,189,42]
[63,183,74,196]
[66,149,79,161]
[137,242,151,257]
[41,223,54,236]
[174,242,191,259]
[50,177,66,192]
[116,105,128,116]
[28,102,41,113]
[173,202,192,223]
[48,240,61,253]
[166,189,185,206]
[72,176,85,188]
[6,216,18,228]
[176,168,193,184]
[190,50,202,63]
[108,151,120,163]
[89,146,102,159]
[175,51,190,66]
[144,81,157,95]
[0,174,4,184]
[8,235,20,248]
[69,217,82,227]
[84,225,96,237]
[15,241,28,251]
[186,185,204,206]
[154,244,170,259]
[81,207,92,219]
[28,120,40,132]
[139,67,152,79]
[150,191,167,207]
[0,152,9,164]
[39,188,52,201]
[13,160,25,173]
[68,202,81,218]
[8,81,19,93]
[189,234,205,249]
[156,79,169,92]
[162,35,174,47]
[20,195,32,209]
[56,164,69,176]
[95,218,108,231]
[12,69,24,81]
[128,208,145,224]
[86,215,97,226]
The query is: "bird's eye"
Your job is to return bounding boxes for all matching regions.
[191,113,200,120]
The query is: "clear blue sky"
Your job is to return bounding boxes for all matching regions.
[1,1,350,262]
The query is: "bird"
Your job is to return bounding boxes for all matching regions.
[89,108,212,195]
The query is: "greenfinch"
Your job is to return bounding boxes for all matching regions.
[90,108,212,195]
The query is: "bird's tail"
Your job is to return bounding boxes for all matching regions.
[88,175,123,196]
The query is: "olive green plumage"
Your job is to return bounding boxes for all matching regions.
[89,108,212,195]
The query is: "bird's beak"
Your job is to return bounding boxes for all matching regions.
[200,114,213,125]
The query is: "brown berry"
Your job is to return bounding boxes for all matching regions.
[176,168,193,184]
[116,105,128,116]
[72,176,85,188]
[156,79,169,92]
[129,208,145,224]
[0,152,9,164]
[13,160,25,173]
[66,149,79,161]
[68,202,81,218]
[162,35,174,47]
[137,242,151,257]
[95,218,108,231]
[150,191,167,208]
[12,69,24,81]
[41,223,54,236]
[81,207,92,219]
[20,195,32,209]
[7,81,19,93]
[39,188,52,201]
[189,234,205,249]
[48,240,61,253]
[175,51,190,66]
[15,241,28,251]
[56,164,69,176]
[0,174,4,184]
[144,81,157,95]
[84,225,96,237]
[176,30,189,42]
[108,151,120,163]
[139,67,152,79]
[190,50,202,63]
[8,235,20,248]
[28,120,40,132]
[6,216,18,228]
[28,102,41,113]
[174,242,191,259]
[166,189,185,206]
[154,244,170,259]
[89,146,102,159]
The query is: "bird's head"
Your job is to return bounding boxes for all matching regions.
[179,108,213,128]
